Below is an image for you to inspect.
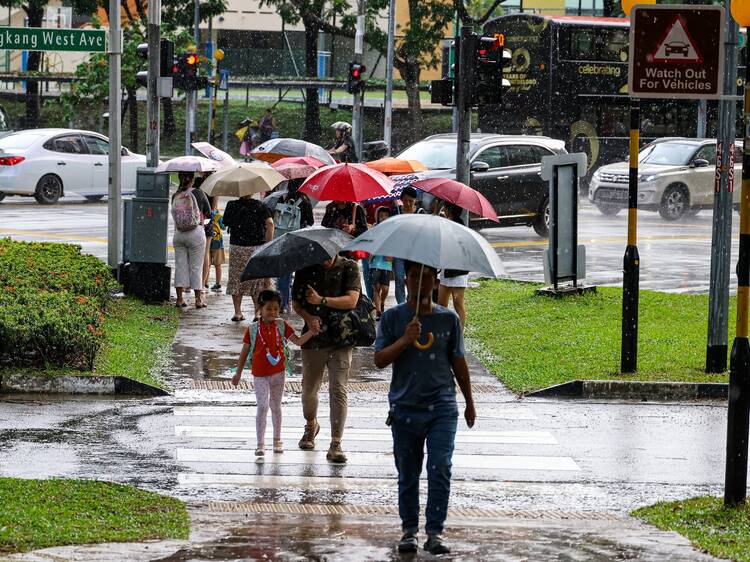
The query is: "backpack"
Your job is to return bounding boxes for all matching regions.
[172,188,201,232]
[318,294,377,348]
[245,319,293,376]
[273,197,303,238]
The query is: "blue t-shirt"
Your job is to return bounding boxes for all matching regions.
[369,255,392,271]
[375,303,464,407]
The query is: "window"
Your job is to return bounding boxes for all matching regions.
[693,144,717,166]
[563,27,629,62]
[473,146,507,169]
[83,136,109,155]
[46,135,86,154]
[506,145,538,166]
[532,146,554,161]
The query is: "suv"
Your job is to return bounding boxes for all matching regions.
[589,138,742,221]
[397,133,567,237]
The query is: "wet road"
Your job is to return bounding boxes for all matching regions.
[0,195,736,293]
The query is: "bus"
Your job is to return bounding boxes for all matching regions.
[478,13,746,183]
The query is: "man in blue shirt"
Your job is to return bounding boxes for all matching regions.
[374,260,476,555]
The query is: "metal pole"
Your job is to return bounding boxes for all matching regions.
[185,94,191,155]
[189,0,200,152]
[697,100,707,138]
[707,12,739,373]
[222,85,229,150]
[352,0,366,160]
[145,0,160,168]
[206,16,213,140]
[455,25,474,186]
[383,0,395,155]
[620,99,640,373]
[451,12,460,134]
[725,60,750,507]
[107,0,122,274]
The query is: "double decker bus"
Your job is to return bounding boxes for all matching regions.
[479,13,746,181]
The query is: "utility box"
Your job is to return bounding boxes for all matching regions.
[135,168,170,198]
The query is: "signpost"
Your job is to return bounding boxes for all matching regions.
[0,27,107,52]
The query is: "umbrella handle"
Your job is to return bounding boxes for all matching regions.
[411,263,435,350]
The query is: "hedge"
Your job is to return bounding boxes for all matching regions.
[0,239,119,369]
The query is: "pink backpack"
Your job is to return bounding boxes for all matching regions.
[172,188,201,232]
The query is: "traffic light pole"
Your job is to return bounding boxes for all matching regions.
[146,0,160,168]
[352,0,366,160]
[382,0,395,155]
[455,26,474,186]
[107,0,122,274]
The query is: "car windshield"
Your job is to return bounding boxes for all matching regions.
[641,143,695,166]
[398,140,459,169]
[0,132,45,150]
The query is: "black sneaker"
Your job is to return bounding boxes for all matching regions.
[397,532,418,553]
[424,535,450,555]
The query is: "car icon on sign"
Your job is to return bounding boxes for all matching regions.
[665,42,690,57]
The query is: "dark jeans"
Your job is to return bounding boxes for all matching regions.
[361,259,374,300]
[277,273,292,311]
[393,258,406,304]
[390,402,458,535]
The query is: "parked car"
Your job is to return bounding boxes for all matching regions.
[588,138,742,221]
[0,129,146,204]
[396,133,568,237]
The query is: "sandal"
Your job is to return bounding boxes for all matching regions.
[231,315,245,322]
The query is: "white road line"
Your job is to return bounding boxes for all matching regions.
[176,448,580,471]
[174,426,558,445]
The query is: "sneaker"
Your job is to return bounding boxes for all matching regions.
[397,532,418,553]
[255,446,265,457]
[298,421,320,450]
[326,441,347,464]
[211,283,222,291]
[424,535,450,555]
[273,440,284,453]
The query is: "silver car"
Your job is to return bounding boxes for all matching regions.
[588,138,742,221]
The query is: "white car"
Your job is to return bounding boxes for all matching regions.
[0,129,146,204]
[589,138,742,221]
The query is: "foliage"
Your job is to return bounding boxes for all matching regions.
[0,478,189,554]
[0,239,117,369]
[466,0,503,21]
[634,496,750,562]
[464,280,730,394]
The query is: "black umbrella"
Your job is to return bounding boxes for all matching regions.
[241,227,354,280]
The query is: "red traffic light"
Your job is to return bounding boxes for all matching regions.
[185,54,198,65]
[352,68,361,78]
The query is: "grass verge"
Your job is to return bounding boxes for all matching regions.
[464,280,730,394]
[0,478,189,554]
[633,497,750,562]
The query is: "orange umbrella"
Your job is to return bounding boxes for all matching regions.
[365,157,427,175]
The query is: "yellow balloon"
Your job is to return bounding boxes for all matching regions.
[732,0,750,27]
[621,0,656,17]
[214,48,225,61]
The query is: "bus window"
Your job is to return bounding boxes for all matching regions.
[562,27,628,62]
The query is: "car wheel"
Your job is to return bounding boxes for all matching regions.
[533,198,550,238]
[684,207,701,217]
[34,174,63,205]
[0,191,5,202]
[84,195,104,201]
[659,185,689,221]
[596,204,621,216]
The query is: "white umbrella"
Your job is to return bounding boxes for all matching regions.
[155,155,221,173]
[251,138,336,165]
[200,162,286,198]
[191,142,237,169]
[341,213,504,278]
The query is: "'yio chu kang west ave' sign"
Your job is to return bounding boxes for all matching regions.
[0,27,107,52]
[628,4,724,99]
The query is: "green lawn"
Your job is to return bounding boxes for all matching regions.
[0,478,189,554]
[464,280,730,394]
[634,497,750,562]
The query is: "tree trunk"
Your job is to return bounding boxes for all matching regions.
[302,20,321,145]
[163,97,176,139]
[23,4,45,129]
[398,60,423,144]
[127,87,138,151]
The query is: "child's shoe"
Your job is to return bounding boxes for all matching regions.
[273,440,284,453]
[255,445,265,457]
[211,283,222,291]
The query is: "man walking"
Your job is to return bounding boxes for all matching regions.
[374,260,475,555]
[393,186,419,304]
[292,255,361,463]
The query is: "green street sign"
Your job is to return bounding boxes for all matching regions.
[0,27,107,52]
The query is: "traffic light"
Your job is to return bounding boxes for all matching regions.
[430,78,453,106]
[135,39,174,98]
[173,52,208,91]
[470,35,511,107]
[347,62,365,94]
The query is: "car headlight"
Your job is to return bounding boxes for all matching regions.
[638,174,659,183]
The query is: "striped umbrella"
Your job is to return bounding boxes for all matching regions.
[251,138,336,165]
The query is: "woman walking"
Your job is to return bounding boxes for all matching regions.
[223,194,275,321]
[437,203,469,329]
[172,171,211,308]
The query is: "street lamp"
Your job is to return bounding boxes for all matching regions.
[620,0,655,17]
[725,0,750,507]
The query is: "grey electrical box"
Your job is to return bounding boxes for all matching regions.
[123,198,169,263]
[136,168,171,198]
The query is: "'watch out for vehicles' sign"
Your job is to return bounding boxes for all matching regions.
[628,5,724,99]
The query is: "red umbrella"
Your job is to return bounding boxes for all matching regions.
[412,178,499,223]
[271,156,326,168]
[300,163,394,202]
[272,162,317,180]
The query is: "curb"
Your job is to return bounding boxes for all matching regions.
[0,373,169,396]
[526,379,728,401]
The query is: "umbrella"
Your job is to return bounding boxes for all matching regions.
[412,178,499,223]
[251,138,336,165]
[191,142,237,169]
[272,162,318,180]
[200,162,286,197]
[241,227,353,280]
[364,173,424,204]
[365,157,427,175]
[155,155,221,173]
[273,156,326,168]
[300,163,394,202]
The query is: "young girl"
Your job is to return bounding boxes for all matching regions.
[368,207,393,318]
[231,290,318,456]
[207,198,226,291]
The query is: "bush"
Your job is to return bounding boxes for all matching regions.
[0,239,118,369]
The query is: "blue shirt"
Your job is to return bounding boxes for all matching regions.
[369,255,392,271]
[375,303,464,407]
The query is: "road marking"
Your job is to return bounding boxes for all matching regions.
[174,426,558,445]
[0,227,109,244]
[177,448,580,471]
[188,380,505,394]
[490,233,714,249]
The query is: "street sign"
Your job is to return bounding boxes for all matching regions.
[628,5,724,99]
[0,27,107,52]
[218,69,229,91]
